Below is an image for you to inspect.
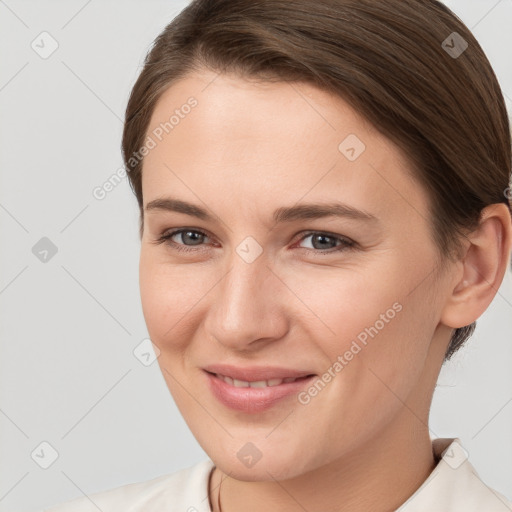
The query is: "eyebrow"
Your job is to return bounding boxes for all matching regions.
[144,197,378,224]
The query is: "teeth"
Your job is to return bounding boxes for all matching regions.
[249,380,268,388]
[216,374,302,387]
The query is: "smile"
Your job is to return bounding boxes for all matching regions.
[214,373,309,388]
[204,370,316,413]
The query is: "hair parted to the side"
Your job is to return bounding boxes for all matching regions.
[122,0,512,361]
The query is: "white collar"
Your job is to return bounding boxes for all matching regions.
[397,438,511,511]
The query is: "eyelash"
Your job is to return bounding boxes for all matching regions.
[153,228,356,256]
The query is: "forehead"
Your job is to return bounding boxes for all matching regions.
[142,70,429,225]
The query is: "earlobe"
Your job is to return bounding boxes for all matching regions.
[440,203,512,329]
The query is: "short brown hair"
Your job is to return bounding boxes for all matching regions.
[122,0,512,360]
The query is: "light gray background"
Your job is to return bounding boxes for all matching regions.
[0,1,511,511]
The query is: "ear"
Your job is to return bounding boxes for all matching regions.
[440,203,512,329]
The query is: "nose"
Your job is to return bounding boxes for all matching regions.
[204,251,289,352]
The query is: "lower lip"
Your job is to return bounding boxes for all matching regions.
[204,371,316,413]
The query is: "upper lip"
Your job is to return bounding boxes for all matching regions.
[203,364,315,382]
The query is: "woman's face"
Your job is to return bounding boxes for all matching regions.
[139,69,455,480]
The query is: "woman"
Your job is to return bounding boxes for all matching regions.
[42,0,512,510]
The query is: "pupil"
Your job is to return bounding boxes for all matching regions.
[314,234,333,249]
[185,231,202,245]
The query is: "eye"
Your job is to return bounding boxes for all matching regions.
[294,231,355,254]
[153,228,356,255]
[154,228,212,253]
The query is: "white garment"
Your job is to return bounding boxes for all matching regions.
[38,438,511,512]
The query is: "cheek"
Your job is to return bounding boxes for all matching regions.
[281,262,409,353]
[294,290,435,453]
[293,257,438,409]
[138,250,205,350]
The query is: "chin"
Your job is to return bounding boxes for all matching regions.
[207,439,316,482]
[220,457,303,482]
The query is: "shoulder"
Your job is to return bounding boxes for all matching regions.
[398,438,512,512]
[40,458,215,512]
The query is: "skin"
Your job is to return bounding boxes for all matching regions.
[138,69,512,512]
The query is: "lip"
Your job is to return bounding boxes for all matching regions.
[203,365,316,413]
[203,364,314,382]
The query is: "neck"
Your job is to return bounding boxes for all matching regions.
[210,416,436,512]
